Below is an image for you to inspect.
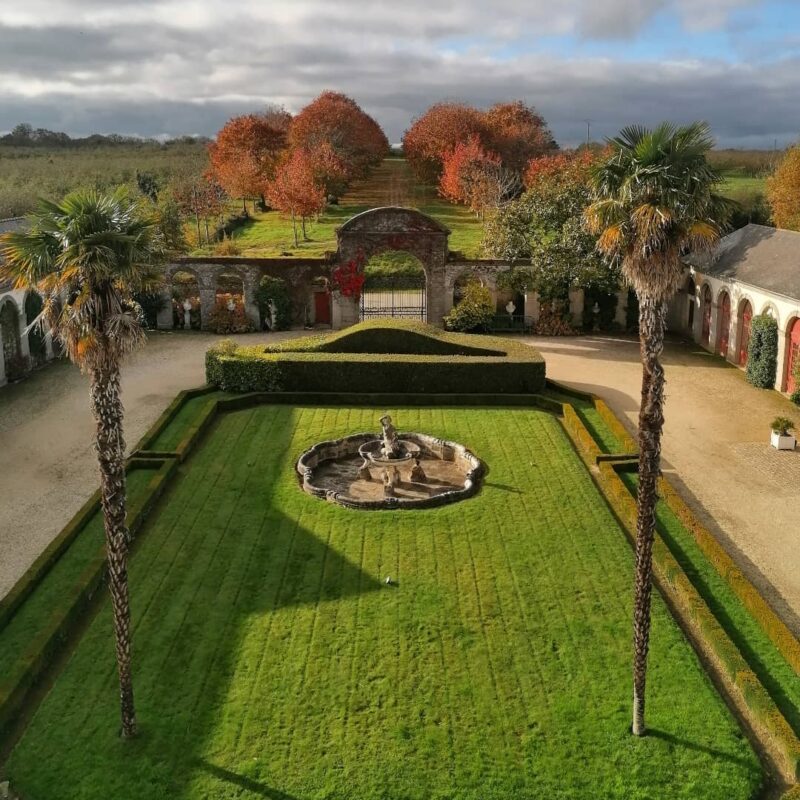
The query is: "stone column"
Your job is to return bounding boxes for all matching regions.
[199,288,216,331]
[426,264,447,327]
[242,274,261,330]
[331,293,359,329]
[568,288,584,325]
[526,291,540,323]
[614,289,628,328]
[18,303,30,361]
[708,301,720,355]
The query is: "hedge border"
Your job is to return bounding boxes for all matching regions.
[0,457,178,741]
[550,378,800,678]
[4,382,799,796]
[550,379,800,788]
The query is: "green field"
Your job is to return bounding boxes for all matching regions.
[5,404,760,800]
[195,159,484,259]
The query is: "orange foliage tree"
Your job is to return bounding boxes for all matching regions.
[766,144,800,230]
[288,91,388,187]
[266,149,326,247]
[305,141,349,200]
[483,101,557,173]
[402,102,486,183]
[439,136,514,218]
[524,148,599,190]
[208,112,290,212]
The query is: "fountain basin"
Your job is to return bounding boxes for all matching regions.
[296,430,483,510]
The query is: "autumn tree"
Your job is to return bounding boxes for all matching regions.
[288,91,388,184]
[209,113,289,212]
[767,144,800,230]
[267,149,326,247]
[439,136,519,218]
[483,101,557,173]
[484,149,616,330]
[402,102,486,182]
[305,141,349,200]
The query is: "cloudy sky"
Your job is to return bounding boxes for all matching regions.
[1,0,799,147]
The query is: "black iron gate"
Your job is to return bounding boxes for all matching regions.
[360,275,426,321]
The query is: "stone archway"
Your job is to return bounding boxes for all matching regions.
[337,207,450,326]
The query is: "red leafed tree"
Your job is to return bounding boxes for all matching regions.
[305,141,349,200]
[402,102,486,183]
[440,136,519,218]
[266,149,326,247]
[288,91,389,184]
[482,101,557,173]
[209,113,289,212]
[523,149,599,190]
[331,255,366,299]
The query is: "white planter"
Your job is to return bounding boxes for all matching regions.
[770,431,797,451]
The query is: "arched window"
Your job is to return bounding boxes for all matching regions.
[1,299,23,379]
[24,291,46,366]
[171,270,201,330]
[686,277,696,331]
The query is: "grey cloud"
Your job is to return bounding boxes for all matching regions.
[0,0,794,148]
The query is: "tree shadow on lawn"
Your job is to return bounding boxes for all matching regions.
[647,729,757,771]
[194,760,303,800]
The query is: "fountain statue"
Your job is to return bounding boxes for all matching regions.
[296,412,484,510]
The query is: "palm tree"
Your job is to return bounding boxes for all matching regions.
[0,188,164,738]
[586,122,731,736]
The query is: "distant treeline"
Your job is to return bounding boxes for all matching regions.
[0,125,210,218]
[706,148,783,177]
[1,122,208,149]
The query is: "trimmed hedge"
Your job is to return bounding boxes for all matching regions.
[206,320,546,394]
[746,314,779,389]
[267,319,507,356]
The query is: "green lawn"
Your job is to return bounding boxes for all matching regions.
[5,405,760,800]
[721,171,768,198]
[194,159,484,260]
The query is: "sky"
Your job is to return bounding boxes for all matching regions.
[1,0,799,148]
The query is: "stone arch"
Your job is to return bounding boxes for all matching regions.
[0,295,23,379]
[760,301,780,324]
[169,268,202,330]
[337,207,450,325]
[700,282,713,345]
[736,295,754,367]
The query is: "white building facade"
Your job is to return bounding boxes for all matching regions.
[669,224,800,395]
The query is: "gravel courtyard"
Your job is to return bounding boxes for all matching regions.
[1,329,798,637]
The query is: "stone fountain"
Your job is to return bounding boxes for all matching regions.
[296,414,483,510]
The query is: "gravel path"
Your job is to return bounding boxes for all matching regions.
[1,329,798,639]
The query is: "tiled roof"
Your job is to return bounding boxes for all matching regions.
[688,223,800,301]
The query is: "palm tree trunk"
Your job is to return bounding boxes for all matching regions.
[90,366,137,738]
[631,295,667,736]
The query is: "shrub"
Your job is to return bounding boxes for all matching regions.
[213,235,242,257]
[745,315,779,388]
[443,280,494,333]
[206,299,253,335]
[770,416,794,436]
[791,360,800,405]
[255,276,292,331]
[206,319,546,394]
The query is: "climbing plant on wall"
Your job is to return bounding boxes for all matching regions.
[745,314,778,388]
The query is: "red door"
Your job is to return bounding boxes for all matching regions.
[314,291,331,325]
[701,286,712,344]
[738,300,753,366]
[788,318,800,393]
[717,292,731,357]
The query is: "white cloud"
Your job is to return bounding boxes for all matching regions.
[0,0,793,147]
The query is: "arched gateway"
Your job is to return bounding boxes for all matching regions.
[337,207,450,326]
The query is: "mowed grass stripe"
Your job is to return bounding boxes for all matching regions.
[6,406,762,800]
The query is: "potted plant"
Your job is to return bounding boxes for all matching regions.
[770,416,796,451]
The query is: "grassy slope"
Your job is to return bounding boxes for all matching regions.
[195,159,484,259]
[7,406,759,800]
